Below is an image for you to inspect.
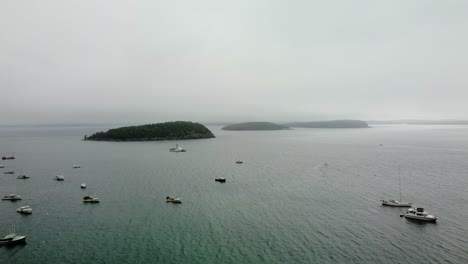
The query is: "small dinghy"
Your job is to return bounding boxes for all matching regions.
[166,196,182,203]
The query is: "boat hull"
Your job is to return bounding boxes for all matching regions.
[382,202,413,207]
[0,236,26,246]
[404,215,437,222]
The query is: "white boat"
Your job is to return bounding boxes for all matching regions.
[72,165,81,168]
[381,167,413,207]
[401,208,438,222]
[17,175,31,179]
[16,206,32,214]
[166,196,182,203]
[83,196,100,203]
[2,194,22,201]
[54,175,64,181]
[81,183,86,189]
[170,144,186,152]
[0,227,26,246]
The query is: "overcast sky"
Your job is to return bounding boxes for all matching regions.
[1,0,467,124]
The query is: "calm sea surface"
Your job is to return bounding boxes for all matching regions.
[1,124,468,263]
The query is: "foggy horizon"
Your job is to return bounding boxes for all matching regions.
[2,1,468,124]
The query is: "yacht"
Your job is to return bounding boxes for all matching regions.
[2,154,15,160]
[0,233,26,246]
[4,171,14,174]
[166,196,182,203]
[401,208,438,222]
[54,175,65,181]
[16,206,32,214]
[83,196,100,203]
[381,167,413,207]
[17,175,31,179]
[2,194,22,201]
[170,144,186,152]
[72,165,81,168]
[81,183,86,189]
[215,177,226,183]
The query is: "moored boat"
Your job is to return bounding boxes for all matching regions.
[381,167,412,207]
[166,196,182,203]
[2,153,15,160]
[83,196,100,203]
[2,194,22,201]
[16,206,32,214]
[0,233,26,246]
[401,208,438,222]
[170,144,186,152]
[381,199,413,207]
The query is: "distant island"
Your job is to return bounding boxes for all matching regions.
[285,120,369,128]
[85,121,215,141]
[222,122,290,131]
[367,120,468,125]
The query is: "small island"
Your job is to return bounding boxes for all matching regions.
[85,121,215,141]
[285,120,369,128]
[222,122,290,131]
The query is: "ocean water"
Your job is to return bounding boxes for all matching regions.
[0,124,468,263]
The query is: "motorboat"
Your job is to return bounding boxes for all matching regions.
[2,194,22,201]
[54,175,64,181]
[401,208,438,222]
[170,144,186,152]
[166,196,182,203]
[83,196,100,203]
[215,177,226,183]
[17,175,31,179]
[4,171,14,174]
[81,183,86,189]
[16,206,32,214]
[236,161,243,164]
[381,167,413,207]
[381,199,413,207]
[72,165,81,168]
[2,154,15,160]
[0,233,26,246]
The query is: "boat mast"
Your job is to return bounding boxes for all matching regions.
[399,166,402,202]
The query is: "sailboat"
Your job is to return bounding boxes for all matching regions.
[381,167,413,207]
[0,224,26,246]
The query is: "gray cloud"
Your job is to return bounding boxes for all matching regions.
[1,0,467,124]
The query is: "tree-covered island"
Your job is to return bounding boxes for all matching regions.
[85,121,215,141]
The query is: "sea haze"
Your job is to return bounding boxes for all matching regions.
[1,125,467,263]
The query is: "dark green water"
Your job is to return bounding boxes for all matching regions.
[1,125,468,263]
